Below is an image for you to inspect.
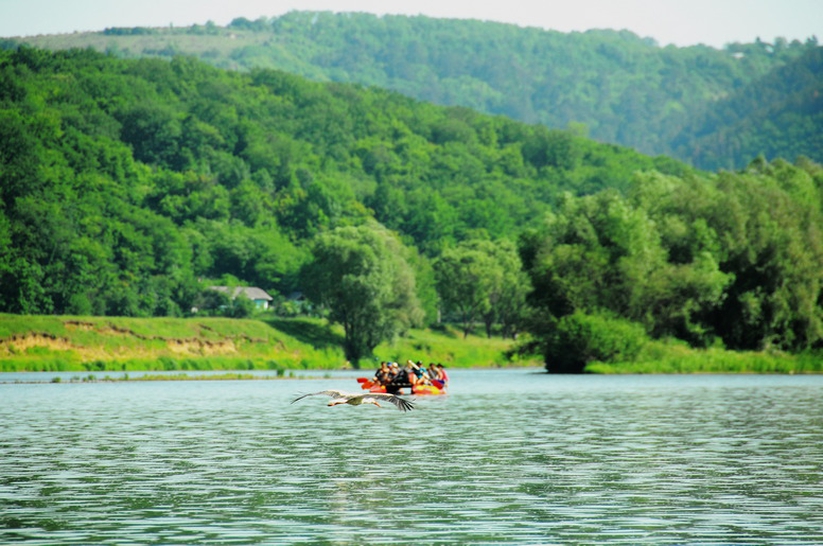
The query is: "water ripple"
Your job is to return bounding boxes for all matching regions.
[1,373,822,544]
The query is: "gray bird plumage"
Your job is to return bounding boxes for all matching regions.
[291,389,415,412]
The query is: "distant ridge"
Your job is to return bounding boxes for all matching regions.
[6,11,820,169]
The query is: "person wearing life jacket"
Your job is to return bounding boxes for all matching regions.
[436,363,449,384]
[405,360,431,386]
[372,361,391,386]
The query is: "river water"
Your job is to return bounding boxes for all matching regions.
[1,370,821,545]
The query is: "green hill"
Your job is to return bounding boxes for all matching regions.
[0,46,685,317]
[673,46,823,170]
[7,11,821,169]
[1,46,821,369]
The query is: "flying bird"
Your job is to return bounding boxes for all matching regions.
[291,389,415,412]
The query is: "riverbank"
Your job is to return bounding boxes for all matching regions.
[2,371,335,384]
[2,314,819,374]
[0,314,526,372]
[586,338,823,374]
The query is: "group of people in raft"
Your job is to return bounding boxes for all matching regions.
[370,360,449,394]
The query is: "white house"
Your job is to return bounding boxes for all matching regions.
[209,286,273,310]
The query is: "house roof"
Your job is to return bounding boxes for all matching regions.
[209,286,273,301]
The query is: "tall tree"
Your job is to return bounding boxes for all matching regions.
[451,239,531,338]
[485,239,531,339]
[302,223,423,365]
[434,241,499,337]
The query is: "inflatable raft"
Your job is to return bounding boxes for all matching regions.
[357,377,447,395]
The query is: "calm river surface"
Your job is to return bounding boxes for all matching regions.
[1,370,822,545]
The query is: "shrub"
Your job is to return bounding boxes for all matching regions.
[159,356,178,371]
[545,311,649,373]
[83,360,107,372]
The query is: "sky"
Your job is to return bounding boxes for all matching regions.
[1,0,820,48]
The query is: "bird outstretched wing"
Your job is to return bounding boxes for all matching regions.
[291,390,415,411]
[291,389,347,404]
[362,392,416,412]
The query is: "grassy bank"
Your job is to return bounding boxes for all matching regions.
[43,371,315,383]
[585,339,823,374]
[0,314,526,372]
[4,314,817,374]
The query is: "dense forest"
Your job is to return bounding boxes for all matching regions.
[9,11,822,171]
[1,47,821,369]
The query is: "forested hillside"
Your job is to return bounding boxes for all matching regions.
[8,11,822,170]
[672,46,823,169]
[1,47,821,367]
[0,46,682,353]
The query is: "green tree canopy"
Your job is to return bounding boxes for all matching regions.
[521,158,823,365]
[434,240,500,338]
[301,224,424,364]
[18,12,820,169]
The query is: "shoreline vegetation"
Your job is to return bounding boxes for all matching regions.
[1,314,820,376]
[0,314,530,374]
[10,372,332,384]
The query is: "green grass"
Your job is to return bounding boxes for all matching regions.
[585,339,823,374]
[0,314,527,372]
[16,28,273,72]
[4,314,817,374]
[373,326,527,367]
[15,371,321,383]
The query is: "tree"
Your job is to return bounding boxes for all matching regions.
[450,239,531,338]
[301,224,423,365]
[703,166,823,350]
[486,240,531,339]
[434,241,499,337]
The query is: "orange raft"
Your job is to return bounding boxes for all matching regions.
[356,377,447,395]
